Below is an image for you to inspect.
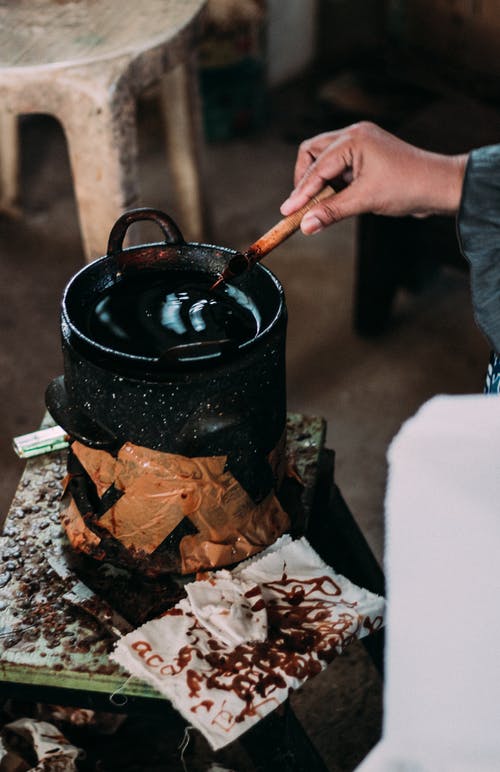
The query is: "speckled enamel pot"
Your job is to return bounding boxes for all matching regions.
[45,209,287,502]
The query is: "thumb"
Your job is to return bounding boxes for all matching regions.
[300,186,364,234]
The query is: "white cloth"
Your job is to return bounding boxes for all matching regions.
[112,535,385,750]
[357,394,500,772]
[1,718,81,770]
[186,571,268,648]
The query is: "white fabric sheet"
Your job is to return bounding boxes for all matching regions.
[357,394,500,772]
[112,536,385,750]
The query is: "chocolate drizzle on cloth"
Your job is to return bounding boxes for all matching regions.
[457,145,500,393]
[110,536,385,751]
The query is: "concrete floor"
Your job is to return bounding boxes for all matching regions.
[0,79,490,770]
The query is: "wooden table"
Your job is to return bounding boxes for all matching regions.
[0,414,384,771]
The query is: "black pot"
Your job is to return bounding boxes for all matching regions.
[45,209,287,503]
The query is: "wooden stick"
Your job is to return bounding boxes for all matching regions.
[246,184,334,262]
[210,185,335,289]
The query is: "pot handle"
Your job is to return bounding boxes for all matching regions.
[107,208,185,268]
[45,376,120,451]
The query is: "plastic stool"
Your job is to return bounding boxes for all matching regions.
[0,0,209,261]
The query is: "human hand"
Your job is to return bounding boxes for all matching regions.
[280,122,468,234]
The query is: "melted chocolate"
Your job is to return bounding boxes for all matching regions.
[86,270,261,360]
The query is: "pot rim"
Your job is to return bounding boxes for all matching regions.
[62,242,286,369]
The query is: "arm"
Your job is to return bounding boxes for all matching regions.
[458,145,500,353]
[280,122,468,234]
[282,121,500,353]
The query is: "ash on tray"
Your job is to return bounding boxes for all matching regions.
[0,451,118,661]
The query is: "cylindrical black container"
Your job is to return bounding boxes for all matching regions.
[46,209,287,503]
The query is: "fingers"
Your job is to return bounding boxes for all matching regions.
[300,184,365,234]
[281,175,329,216]
[293,131,341,185]
[281,137,353,216]
[279,121,465,234]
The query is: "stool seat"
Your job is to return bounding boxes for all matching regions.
[0,0,209,260]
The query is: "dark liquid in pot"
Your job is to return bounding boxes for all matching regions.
[86,270,261,361]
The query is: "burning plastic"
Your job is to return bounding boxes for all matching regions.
[61,440,290,575]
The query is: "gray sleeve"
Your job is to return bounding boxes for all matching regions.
[457,144,500,353]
